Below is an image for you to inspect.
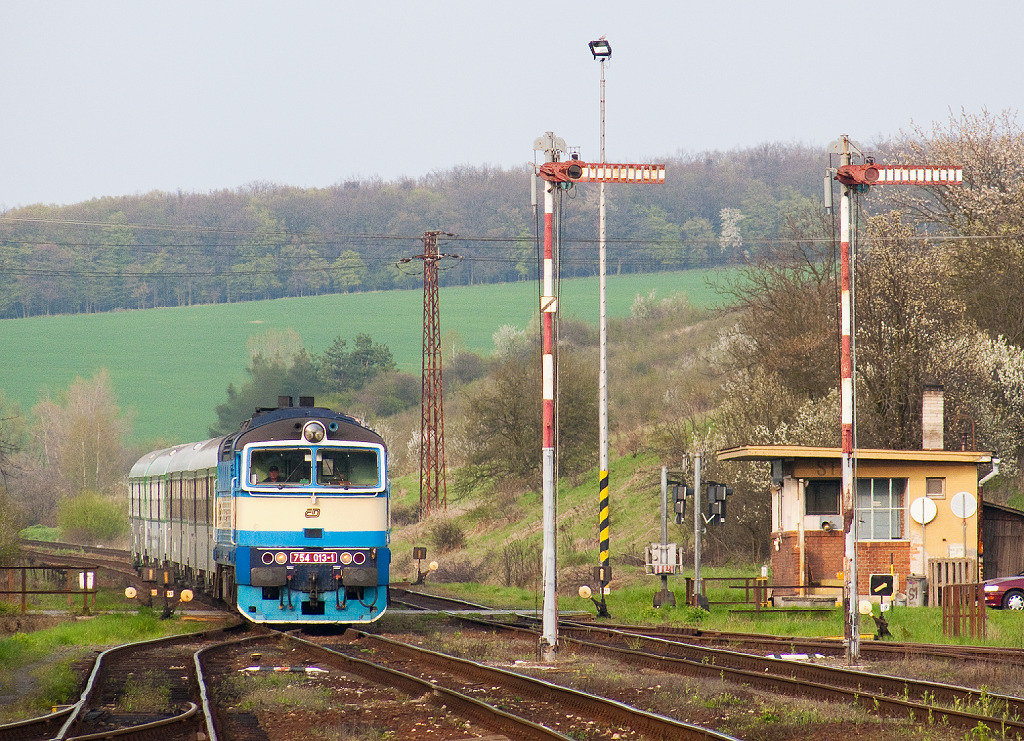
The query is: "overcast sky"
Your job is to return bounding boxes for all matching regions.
[2,1,1021,209]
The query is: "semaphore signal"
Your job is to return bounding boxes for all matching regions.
[828,135,962,664]
[835,163,963,186]
[538,160,666,184]
[533,132,665,655]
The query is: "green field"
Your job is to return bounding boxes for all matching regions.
[0,269,726,446]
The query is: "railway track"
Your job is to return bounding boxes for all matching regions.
[9,570,1022,738]
[394,584,1024,669]
[389,586,497,612]
[300,628,742,740]
[16,539,139,584]
[17,540,132,564]
[546,620,1024,735]
[593,621,1024,665]
[2,618,740,740]
[0,622,246,741]
[391,589,1024,737]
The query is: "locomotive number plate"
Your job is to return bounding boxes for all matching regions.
[289,551,337,564]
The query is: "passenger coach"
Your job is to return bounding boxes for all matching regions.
[129,397,391,623]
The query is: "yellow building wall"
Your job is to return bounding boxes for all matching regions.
[789,458,979,577]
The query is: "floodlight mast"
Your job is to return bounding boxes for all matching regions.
[592,35,612,620]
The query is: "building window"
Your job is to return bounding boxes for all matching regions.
[806,479,840,515]
[926,477,946,499]
[856,478,906,540]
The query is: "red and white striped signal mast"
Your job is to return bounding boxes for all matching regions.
[829,135,962,663]
[534,132,665,657]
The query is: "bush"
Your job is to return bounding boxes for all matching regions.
[498,540,541,588]
[56,492,128,544]
[446,352,488,388]
[354,371,420,417]
[428,518,466,553]
[390,502,419,526]
[429,556,480,584]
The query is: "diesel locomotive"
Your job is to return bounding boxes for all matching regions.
[128,396,390,623]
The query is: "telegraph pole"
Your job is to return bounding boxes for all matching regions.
[828,137,962,662]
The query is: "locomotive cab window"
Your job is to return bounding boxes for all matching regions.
[317,448,380,488]
[249,448,312,486]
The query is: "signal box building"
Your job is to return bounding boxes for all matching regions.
[717,445,991,605]
[718,386,996,605]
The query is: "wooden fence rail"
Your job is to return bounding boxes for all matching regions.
[0,566,97,615]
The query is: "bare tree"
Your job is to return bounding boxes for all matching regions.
[30,370,134,498]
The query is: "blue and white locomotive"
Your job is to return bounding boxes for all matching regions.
[128,397,390,623]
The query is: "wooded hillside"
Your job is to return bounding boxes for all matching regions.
[0,144,823,318]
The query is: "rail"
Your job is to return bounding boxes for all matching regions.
[683,575,841,611]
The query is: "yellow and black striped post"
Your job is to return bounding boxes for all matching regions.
[596,469,611,617]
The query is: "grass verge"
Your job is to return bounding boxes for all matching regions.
[0,609,210,722]
[417,578,1024,647]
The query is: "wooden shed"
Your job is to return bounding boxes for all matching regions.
[982,501,1024,579]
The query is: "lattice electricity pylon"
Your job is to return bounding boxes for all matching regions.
[415,230,457,517]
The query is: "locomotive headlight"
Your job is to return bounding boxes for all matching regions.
[340,552,353,565]
[303,421,327,443]
[275,551,288,565]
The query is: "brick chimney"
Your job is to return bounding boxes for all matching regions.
[922,384,944,450]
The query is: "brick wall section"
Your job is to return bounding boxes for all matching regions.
[771,530,844,594]
[771,531,910,595]
[858,541,910,594]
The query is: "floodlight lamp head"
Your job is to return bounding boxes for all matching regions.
[589,38,612,59]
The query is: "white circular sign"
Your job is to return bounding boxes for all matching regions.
[950,491,978,519]
[858,599,873,615]
[910,496,938,524]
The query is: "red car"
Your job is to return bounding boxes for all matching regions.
[983,572,1024,609]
